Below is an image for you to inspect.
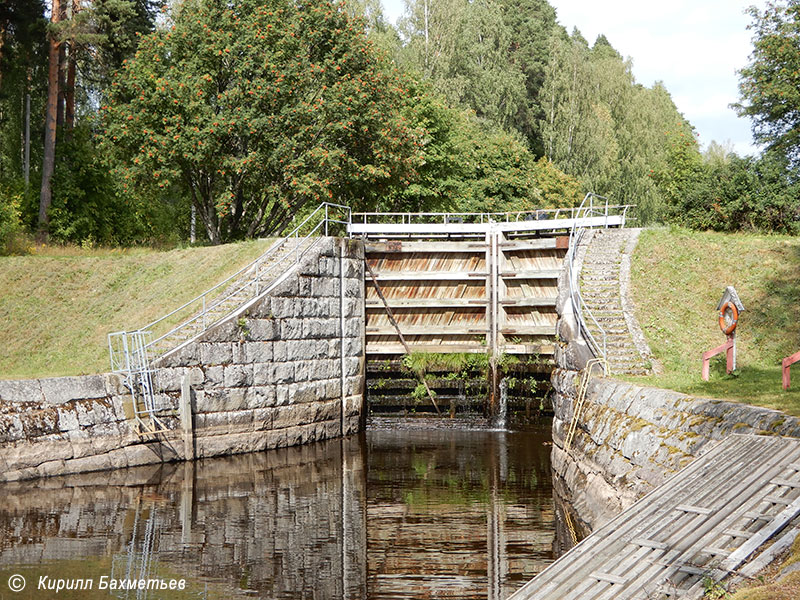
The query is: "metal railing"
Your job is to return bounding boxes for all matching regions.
[109,202,351,372]
[352,204,633,227]
[565,193,624,371]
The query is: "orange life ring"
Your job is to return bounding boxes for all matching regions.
[719,301,739,335]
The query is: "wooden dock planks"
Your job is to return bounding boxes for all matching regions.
[508,435,800,600]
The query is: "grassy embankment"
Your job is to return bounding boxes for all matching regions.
[0,239,273,380]
[630,226,800,416]
[632,228,800,598]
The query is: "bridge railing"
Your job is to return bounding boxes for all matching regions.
[109,202,351,372]
[352,205,634,227]
[566,193,618,371]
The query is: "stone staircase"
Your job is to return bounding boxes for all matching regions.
[149,236,314,356]
[579,228,651,376]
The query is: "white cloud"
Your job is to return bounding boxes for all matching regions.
[548,0,765,155]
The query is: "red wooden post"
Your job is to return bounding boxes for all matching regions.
[782,350,800,390]
[701,337,735,382]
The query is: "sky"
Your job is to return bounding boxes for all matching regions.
[380,0,766,156]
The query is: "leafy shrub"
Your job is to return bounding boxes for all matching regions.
[0,178,31,255]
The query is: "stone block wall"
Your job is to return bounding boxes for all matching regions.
[550,371,800,533]
[0,237,365,482]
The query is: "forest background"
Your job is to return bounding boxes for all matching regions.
[1,0,799,249]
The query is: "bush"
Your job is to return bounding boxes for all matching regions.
[668,151,800,234]
[27,125,189,247]
[0,179,31,255]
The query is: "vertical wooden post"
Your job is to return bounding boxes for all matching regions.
[487,228,500,420]
[701,337,735,381]
[782,350,800,390]
[726,334,734,374]
[179,375,195,460]
[340,240,346,435]
[784,358,792,391]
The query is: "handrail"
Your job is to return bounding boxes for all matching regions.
[109,202,351,369]
[565,193,613,372]
[352,205,634,226]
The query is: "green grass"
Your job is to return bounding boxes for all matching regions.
[0,240,273,380]
[629,226,800,416]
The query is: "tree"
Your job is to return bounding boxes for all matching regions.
[735,1,800,163]
[0,0,47,184]
[499,0,560,153]
[100,0,421,243]
[38,0,62,238]
[399,0,526,131]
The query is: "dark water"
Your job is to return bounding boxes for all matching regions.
[0,421,555,600]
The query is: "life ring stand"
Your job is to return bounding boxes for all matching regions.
[719,301,739,335]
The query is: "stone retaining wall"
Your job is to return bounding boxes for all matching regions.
[552,232,800,534]
[0,237,365,482]
[550,370,800,534]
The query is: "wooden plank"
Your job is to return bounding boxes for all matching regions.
[500,297,557,307]
[703,547,732,557]
[517,437,757,598]
[499,269,560,280]
[743,511,773,521]
[623,437,800,600]
[722,495,800,571]
[365,241,486,253]
[500,238,562,251]
[508,436,761,600]
[366,344,487,355]
[764,495,792,505]
[365,298,488,308]
[369,271,487,281]
[557,436,800,600]
[739,526,800,577]
[500,326,554,336]
[366,326,487,336]
[676,564,707,576]
[770,478,800,488]
[590,572,628,585]
[675,504,713,516]
[630,538,668,550]
[367,344,556,356]
[365,260,441,415]
[723,528,755,539]
[651,439,800,598]
[502,343,555,356]
[532,435,775,600]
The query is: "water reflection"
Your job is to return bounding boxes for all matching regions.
[0,423,556,599]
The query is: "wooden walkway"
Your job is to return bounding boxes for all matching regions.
[510,434,800,600]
